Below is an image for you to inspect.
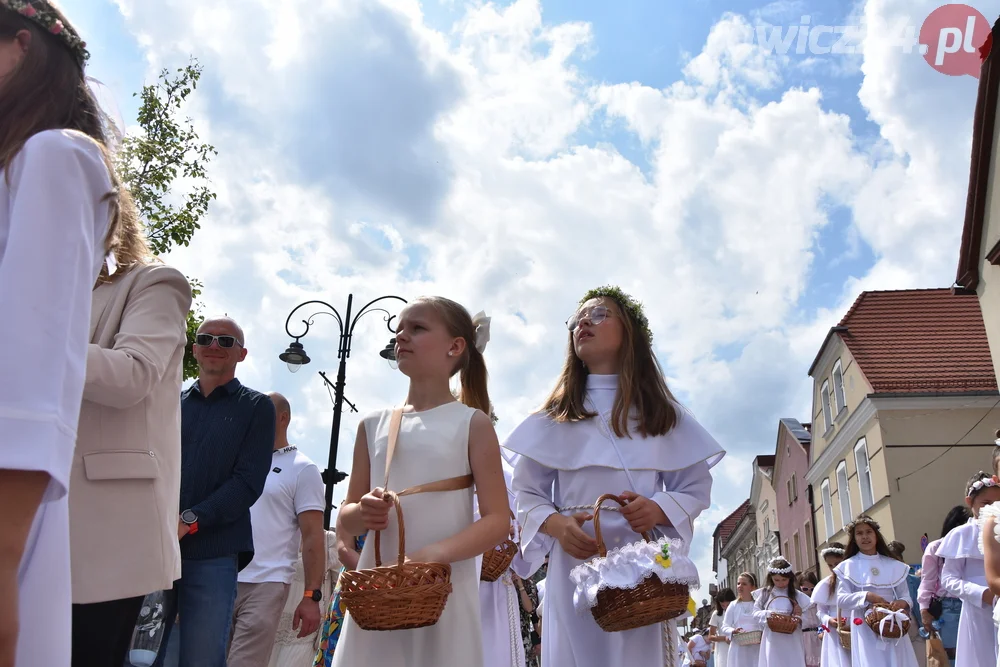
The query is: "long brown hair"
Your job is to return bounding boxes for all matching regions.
[0,3,142,277]
[417,297,490,414]
[844,515,899,561]
[541,293,678,437]
[761,557,800,603]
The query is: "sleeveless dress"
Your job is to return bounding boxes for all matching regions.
[331,403,482,667]
[752,588,810,667]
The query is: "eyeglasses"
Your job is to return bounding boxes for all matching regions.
[566,305,614,332]
[195,334,242,349]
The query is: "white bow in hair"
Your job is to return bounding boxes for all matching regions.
[472,311,491,353]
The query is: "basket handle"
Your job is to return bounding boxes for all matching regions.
[592,493,653,558]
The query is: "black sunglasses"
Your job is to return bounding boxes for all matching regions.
[195,334,242,349]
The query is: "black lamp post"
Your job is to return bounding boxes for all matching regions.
[279,294,406,528]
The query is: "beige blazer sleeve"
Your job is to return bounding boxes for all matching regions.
[83,264,192,409]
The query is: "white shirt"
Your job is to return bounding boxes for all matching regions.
[0,129,112,500]
[240,446,325,584]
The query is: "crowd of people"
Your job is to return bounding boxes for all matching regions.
[10,3,1000,667]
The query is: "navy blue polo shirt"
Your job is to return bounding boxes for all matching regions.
[179,377,276,569]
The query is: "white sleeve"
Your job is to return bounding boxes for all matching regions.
[651,461,713,545]
[0,130,111,499]
[294,461,327,515]
[511,455,558,564]
[941,557,989,608]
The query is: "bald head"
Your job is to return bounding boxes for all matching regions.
[268,392,290,418]
[199,316,245,346]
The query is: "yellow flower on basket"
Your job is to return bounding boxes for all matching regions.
[654,543,672,568]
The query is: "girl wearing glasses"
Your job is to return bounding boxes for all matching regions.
[505,285,725,667]
[0,2,128,665]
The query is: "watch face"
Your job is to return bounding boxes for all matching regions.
[310,590,322,601]
[181,510,198,524]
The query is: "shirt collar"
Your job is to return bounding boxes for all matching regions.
[188,377,243,398]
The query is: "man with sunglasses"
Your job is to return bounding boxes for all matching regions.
[154,317,277,667]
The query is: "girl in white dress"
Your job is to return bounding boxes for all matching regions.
[834,515,918,667]
[506,286,725,667]
[333,299,511,667]
[798,571,822,667]
[0,4,127,666]
[939,471,1000,667]
[977,459,1000,667]
[685,631,711,666]
[752,557,810,667]
[811,544,849,667]
[707,588,735,667]
[721,573,760,667]
[478,454,546,667]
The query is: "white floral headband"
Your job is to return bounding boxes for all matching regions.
[0,0,89,65]
[969,474,1000,495]
[472,311,490,354]
[847,515,880,532]
[767,561,794,575]
[820,547,845,558]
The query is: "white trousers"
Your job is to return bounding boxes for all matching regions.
[17,495,70,666]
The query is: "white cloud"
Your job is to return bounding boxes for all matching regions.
[84,0,978,587]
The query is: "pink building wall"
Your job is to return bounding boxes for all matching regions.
[772,419,818,575]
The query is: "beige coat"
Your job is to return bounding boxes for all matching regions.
[70,262,192,604]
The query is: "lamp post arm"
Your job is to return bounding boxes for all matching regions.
[349,295,408,337]
[283,300,344,341]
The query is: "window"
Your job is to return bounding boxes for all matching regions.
[855,438,875,510]
[764,516,770,536]
[805,520,814,566]
[821,480,834,539]
[821,381,833,431]
[791,474,798,501]
[787,479,794,505]
[832,360,847,414]
[784,540,790,560]
[837,461,852,528]
[794,532,801,569]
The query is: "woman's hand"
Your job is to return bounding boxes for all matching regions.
[791,603,802,617]
[359,488,392,531]
[921,609,934,633]
[408,542,447,565]
[619,491,668,534]
[547,513,598,559]
[866,592,889,606]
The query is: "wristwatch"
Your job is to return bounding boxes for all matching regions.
[304,589,322,602]
[181,509,199,535]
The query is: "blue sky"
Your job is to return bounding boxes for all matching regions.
[66,0,997,586]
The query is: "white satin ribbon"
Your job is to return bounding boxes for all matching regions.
[471,311,491,353]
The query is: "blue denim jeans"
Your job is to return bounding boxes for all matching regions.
[152,556,239,667]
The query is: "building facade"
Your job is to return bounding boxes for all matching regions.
[720,506,758,587]
[771,418,818,576]
[807,289,1000,574]
[713,499,751,590]
[751,455,780,578]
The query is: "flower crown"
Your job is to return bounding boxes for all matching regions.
[767,560,794,575]
[847,515,880,532]
[580,285,653,343]
[968,473,1000,495]
[0,0,89,66]
[820,546,845,557]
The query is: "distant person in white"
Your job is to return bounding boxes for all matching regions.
[228,393,326,667]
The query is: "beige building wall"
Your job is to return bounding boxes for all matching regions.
[977,100,1000,384]
[811,344,871,462]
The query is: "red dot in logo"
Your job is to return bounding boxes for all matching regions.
[920,4,992,78]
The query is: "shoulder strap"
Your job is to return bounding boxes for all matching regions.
[383,407,403,489]
[382,407,474,497]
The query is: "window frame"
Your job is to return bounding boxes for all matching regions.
[821,380,833,432]
[821,479,834,539]
[854,437,875,511]
[836,461,852,528]
[832,359,847,414]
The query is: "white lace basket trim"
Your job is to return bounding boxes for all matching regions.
[568,536,699,615]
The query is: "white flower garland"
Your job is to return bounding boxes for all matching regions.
[767,560,794,575]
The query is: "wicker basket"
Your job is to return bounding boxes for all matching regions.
[480,510,518,583]
[764,596,801,635]
[732,630,763,646]
[588,493,690,633]
[835,609,851,650]
[338,493,453,631]
[865,603,910,639]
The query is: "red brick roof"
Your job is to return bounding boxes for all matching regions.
[836,289,997,394]
[714,499,751,548]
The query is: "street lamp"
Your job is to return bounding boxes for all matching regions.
[279,294,407,528]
